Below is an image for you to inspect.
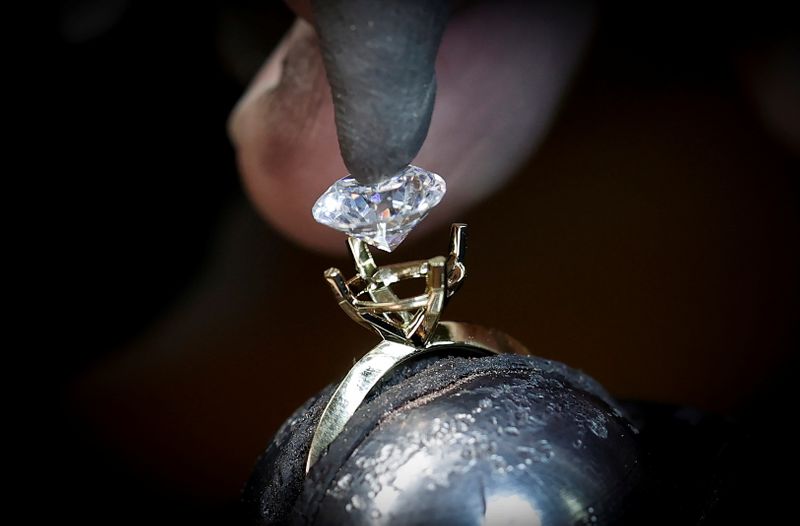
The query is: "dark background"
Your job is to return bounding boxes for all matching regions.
[36,1,798,524]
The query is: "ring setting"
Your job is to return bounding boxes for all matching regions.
[306,217,529,473]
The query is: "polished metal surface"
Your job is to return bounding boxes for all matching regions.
[305,322,530,473]
[429,321,530,357]
[323,223,467,346]
[310,366,641,525]
[307,224,529,473]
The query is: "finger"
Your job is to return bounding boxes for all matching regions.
[285,0,314,22]
[229,2,594,254]
[229,19,344,253]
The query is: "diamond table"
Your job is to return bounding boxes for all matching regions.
[312,165,446,252]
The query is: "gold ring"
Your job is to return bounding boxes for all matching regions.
[306,225,529,473]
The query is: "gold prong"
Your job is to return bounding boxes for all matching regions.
[354,294,430,313]
[324,268,350,300]
[348,237,377,279]
[446,223,467,297]
[324,225,468,346]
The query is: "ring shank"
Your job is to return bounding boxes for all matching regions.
[305,321,529,473]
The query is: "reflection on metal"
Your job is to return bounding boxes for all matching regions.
[324,223,467,346]
[483,494,542,526]
[306,224,529,473]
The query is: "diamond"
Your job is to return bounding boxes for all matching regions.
[312,165,446,252]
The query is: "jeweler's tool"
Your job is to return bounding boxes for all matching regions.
[311,0,449,185]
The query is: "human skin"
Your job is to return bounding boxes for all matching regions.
[229,0,595,253]
[71,2,799,503]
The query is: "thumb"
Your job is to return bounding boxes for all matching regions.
[229,2,594,255]
[229,19,342,253]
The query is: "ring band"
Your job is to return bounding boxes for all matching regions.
[305,224,528,472]
[305,321,529,473]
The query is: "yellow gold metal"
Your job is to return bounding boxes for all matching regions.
[305,321,529,473]
[306,224,530,474]
[324,225,466,346]
[446,223,467,296]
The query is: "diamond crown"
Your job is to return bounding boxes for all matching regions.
[312,165,446,252]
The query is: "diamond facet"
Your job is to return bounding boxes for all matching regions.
[312,165,446,252]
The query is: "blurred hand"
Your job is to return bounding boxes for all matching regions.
[229,1,594,253]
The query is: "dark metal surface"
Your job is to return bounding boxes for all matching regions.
[303,367,641,525]
[244,351,755,525]
[311,0,449,184]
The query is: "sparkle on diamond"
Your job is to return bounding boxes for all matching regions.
[312,165,446,252]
